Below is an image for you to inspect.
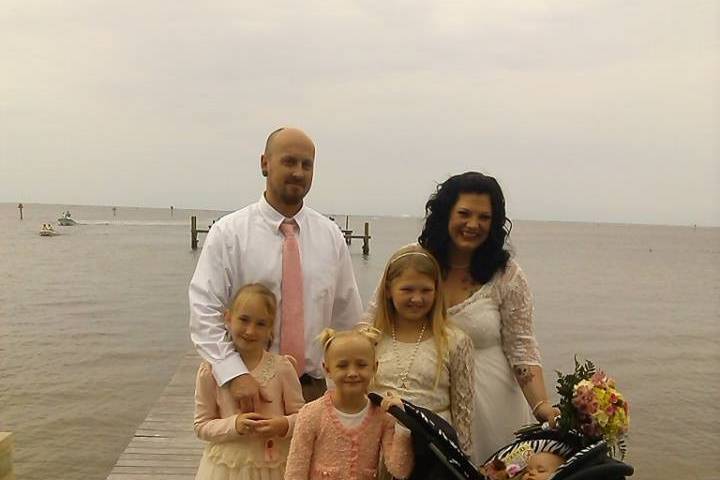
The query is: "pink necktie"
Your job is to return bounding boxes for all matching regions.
[279,220,305,376]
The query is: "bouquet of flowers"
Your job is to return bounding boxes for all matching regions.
[555,357,630,459]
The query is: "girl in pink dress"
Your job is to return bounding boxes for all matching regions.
[193,283,305,480]
[284,325,414,480]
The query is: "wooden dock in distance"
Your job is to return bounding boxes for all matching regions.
[105,351,203,480]
[341,221,371,255]
[190,216,210,250]
[191,215,372,254]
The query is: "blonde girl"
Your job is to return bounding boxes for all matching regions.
[285,325,414,480]
[193,283,305,480]
[369,244,475,454]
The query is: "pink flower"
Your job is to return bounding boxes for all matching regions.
[591,371,607,387]
[506,464,522,476]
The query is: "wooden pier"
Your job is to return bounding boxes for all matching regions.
[191,215,371,254]
[341,221,372,255]
[190,216,210,250]
[105,351,203,479]
[0,432,15,480]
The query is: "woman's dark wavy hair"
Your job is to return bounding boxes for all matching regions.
[418,171,512,284]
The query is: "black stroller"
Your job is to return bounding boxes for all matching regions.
[369,393,634,480]
[368,393,481,480]
[485,428,634,480]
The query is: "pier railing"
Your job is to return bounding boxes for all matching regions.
[191,216,371,254]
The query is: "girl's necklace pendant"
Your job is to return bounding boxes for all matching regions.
[391,320,428,391]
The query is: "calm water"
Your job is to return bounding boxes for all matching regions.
[0,203,718,479]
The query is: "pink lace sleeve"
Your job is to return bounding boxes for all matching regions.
[381,414,414,479]
[285,404,317,480]
[499,261,542,367]
[193,362,241,443]
[449,329,475,454]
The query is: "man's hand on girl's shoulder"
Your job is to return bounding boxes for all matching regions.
[230,373,272,412]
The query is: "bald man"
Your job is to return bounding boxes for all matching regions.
[189,127,362,409]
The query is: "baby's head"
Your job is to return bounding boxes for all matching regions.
[319,324,380,397]
[522,452,565,480]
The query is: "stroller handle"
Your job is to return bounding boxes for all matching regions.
[367,392,404,416]
[368,392,483,480]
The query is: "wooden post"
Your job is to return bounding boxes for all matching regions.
[0,432,15,480]
[345,215,349,231]
[191,216,198,250]
[17,203,23,220]
[362,222,370,255]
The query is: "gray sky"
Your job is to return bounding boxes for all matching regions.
[1,0,718,226]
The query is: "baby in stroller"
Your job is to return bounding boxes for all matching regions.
[482,429,633,480]
[522,452,566,480]
[369,392,634,480]
[482,445,568,480]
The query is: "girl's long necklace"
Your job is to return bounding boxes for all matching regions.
[391,320,428,389]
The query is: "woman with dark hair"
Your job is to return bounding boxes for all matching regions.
[418,171,559,463]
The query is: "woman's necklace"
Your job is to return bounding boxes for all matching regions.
[449,263,470,269]
[447,264,475,290]
[391,320,428,389]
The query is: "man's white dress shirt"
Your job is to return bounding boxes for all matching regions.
[189,194,362,385]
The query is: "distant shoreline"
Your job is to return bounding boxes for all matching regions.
[1,202,718,228]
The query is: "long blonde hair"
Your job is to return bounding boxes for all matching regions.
[371,245,449,386]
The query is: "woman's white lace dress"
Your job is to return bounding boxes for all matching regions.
[448,259,541,463]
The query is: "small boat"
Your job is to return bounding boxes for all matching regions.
[57,210,77,226]
[39,224,61,236]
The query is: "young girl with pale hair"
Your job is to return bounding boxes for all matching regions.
[369,244,475,454]
[193,283,305,480]
[285,324,414,480]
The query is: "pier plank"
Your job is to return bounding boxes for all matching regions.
[105,352,204,479]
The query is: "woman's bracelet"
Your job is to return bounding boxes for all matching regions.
[531,399,549,416]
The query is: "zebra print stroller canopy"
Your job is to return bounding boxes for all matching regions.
[484,428,634,480]
[370,392,634,480]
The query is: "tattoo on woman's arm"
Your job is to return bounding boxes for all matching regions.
[514,366,535,387]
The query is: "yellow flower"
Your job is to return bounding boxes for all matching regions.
[594,411,609,427]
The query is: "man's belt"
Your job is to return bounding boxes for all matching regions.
[299,374,324,385]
